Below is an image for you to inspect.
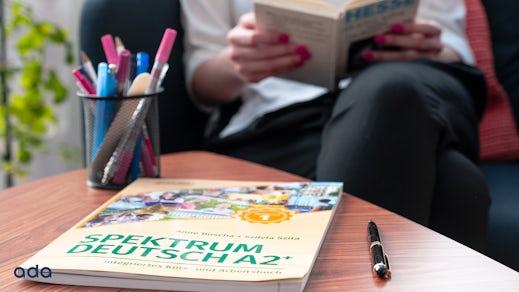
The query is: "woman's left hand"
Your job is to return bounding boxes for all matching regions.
[362,20,462,63]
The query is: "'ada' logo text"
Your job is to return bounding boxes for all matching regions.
[13,265,52,278]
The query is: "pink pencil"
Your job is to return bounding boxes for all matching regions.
[146,28,177,93]
[101,34,119,66]
[72,68,96,95]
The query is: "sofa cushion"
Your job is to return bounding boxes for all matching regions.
[464,0,519,161]
[482,0,519,128]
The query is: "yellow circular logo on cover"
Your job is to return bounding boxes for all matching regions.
[239,207,293,224]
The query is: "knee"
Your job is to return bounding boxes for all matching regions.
[335,62,433,121]
[436,149,491,209]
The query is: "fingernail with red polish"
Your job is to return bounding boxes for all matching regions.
[362,51,375,61]
[300,51,312,61]
[391,24,405,33]
[278,33,290,43]
[295,46,311,61]
[374,35,386,45]
[295,45,308,55]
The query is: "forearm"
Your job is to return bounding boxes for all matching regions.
[191,48,247,105]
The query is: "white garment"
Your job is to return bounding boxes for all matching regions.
[180,0,475,137]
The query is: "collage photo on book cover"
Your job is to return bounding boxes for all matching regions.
[81,182,342,227]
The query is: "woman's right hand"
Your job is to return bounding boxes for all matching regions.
[226,13,311,83]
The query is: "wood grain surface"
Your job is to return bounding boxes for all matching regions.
[1,151,517,291]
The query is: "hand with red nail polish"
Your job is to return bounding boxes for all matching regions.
[363,20,461,63]
[223,13,309,84]
[187,13,310,104]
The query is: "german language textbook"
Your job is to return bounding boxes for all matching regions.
[20,178,343,292]
[255,0,420,90]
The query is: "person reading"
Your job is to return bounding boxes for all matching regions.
[179,0,491,252]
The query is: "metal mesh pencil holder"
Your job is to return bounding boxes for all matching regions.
[79,91,161,189]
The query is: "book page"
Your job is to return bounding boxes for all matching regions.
[255,1,342,89]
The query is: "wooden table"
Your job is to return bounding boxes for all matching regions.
[1,151,518,291]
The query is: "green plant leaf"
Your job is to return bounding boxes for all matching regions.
[7,2,31,34]
[48,27,68,43]
[17,29,45,57]
[37,22,54,37]
[17,147,31,163]
[20,61,42,89]
[45,70,67,103]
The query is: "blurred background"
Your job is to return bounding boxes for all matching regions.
[1,0,85,189]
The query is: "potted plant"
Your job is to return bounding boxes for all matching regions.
[0,0,74,187]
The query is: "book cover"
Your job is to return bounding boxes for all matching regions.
[254,0,420,89]
[20,178,343,292]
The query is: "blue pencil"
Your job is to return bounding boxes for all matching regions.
[128,52,150,179]
[92,62,116,158]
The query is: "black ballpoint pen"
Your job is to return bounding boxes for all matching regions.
[368,220,391,278]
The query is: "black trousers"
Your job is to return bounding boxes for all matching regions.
[205,60,491,252]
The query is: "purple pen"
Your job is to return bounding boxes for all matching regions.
[116,49,131,95]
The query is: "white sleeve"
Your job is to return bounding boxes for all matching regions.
[417,0,475,65]
[180,0,234,98]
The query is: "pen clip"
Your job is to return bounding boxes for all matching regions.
[383,253,391,278]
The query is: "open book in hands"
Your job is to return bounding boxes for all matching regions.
[254,0,420,90]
